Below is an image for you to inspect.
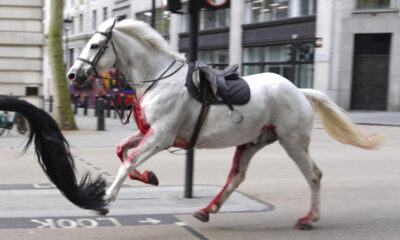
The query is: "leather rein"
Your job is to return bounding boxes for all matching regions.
[76,20,185,125]
[76,19,206,151]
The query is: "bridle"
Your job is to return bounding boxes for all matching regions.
[75,18,185,125]
[77,19,118,77]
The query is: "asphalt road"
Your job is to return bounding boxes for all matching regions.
[0,116,399,240]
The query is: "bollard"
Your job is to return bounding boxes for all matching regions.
[84,95,88,116]
[74,94,79,115]
[120,95,125,119]
[49,96,53,113]
[95,95,99,116]
[106,95,111,118]
[97,98,105,131]
[41,96,45,110]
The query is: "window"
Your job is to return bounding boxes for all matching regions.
[357,0,391,9]
[26,87,38,96]
[180,3,230,32]
[103,7,108,21]
[68,49,74,67]
[245,0,289,23]
[79,14,83,32]
[92,10,97,30]
[301,0,317,15]
[200,8,230,30]
[243,43,314,88]
[245,0,317,23]
[199,49,229,70]
[136,9,170,37]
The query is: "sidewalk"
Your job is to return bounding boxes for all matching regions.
[347,111,400,126]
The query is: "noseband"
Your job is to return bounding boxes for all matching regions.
[77,20,118,77]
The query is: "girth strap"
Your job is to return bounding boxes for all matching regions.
[187,78,212,149]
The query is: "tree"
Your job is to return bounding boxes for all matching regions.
[48,0,77,130]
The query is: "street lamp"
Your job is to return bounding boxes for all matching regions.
[63,17,73,68]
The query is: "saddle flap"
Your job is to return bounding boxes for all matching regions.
[186,61,250,106]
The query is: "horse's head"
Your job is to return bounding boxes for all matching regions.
[67,18,118,86]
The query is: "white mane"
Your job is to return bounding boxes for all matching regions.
[113,19,186,62]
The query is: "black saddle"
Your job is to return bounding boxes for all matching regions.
[185,61,251,109]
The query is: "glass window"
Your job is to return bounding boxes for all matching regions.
[357,0,391,9]
[214,49,229,64]
[245,0,289,23]
[103,7,108,21]
[79,14,83,33]
[200,8,230,30]
[243,43,314,88]
[198,49,229,69]
[295,64,313,88]
[265,64,292,79]
[243,65,261,76]
[243,47,261,63]
[264,45,290,62]
[136,9,170,37]
[180,3,229,32]
[301,0,317,15]
[92,10,97,30]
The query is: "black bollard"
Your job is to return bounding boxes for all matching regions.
[95,95,99,116]
[97,98,105,131]
[74,94,79,115]
[49,96,53,113]
[120,94,125,119]
[106,95,111,118]
[84,95,88,116]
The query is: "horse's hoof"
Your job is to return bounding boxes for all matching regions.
[97,208,109,216]
[294,221,313,230]
[146,171,159,186]
[193,210,209,222]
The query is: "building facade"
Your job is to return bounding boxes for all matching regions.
[0,0,44,105]
[60,0,399,111]
[62,0,316,89]
[314,0,400,111]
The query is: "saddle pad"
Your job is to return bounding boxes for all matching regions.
[185,62,251,105]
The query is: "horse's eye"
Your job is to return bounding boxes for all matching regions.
[91,44,100,49]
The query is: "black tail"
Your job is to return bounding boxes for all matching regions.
[0,96,107,213]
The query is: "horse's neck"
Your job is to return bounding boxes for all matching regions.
[113,31,173,94]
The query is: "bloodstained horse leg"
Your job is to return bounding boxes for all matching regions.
[193,141,268,222]
[116,130,159,186]
[106,127,170,203]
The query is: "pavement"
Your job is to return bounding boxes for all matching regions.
[0,109,399,239]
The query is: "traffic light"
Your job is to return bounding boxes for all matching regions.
[286,44,295,62]
[165,0,182,13]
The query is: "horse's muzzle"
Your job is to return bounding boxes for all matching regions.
[67,68,91,87]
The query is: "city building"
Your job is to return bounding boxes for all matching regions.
[314,0,400,111]
[59,0,399,111]
[0,0,44,105]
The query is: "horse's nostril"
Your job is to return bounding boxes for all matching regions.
[68,73,76,80]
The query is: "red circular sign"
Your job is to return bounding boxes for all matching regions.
[206,0,229,7]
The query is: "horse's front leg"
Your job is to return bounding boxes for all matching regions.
[106,128,171,203]
[116,130,159,186]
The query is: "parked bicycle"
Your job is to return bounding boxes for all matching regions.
[0,111,28,136]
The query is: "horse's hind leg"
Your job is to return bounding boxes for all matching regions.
[279,135,322,230]
[116,131,159,186]
[193,132,276,222]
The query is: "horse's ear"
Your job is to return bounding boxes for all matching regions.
[110,18,117,31]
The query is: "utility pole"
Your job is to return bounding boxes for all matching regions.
[151,0,156,28]
[184,0,200,199]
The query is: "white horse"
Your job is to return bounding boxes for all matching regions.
[67,18,384,230]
